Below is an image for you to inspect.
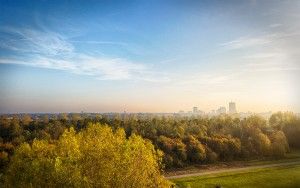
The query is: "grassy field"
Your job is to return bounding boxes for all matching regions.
[166,149,300,177]
[172,164,300,188]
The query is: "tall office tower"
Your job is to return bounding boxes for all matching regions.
[193,107,198,113]
[229,102,237,114]
[217,106,226,114]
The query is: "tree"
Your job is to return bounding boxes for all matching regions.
[256,132,271,156]
[184,135,206,163]
[42,115,49,124]
[269,112,295,130]
[157,136,187,168]
[21,114,32,126]
[270,112,300,149]
[270,131,289,158]
[0,151,9,172]
[4,124,170,187]
[58,113,68,121]
[283,118,300,148]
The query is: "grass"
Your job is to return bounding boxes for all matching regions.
[172,164,300,188]
[166,149,300,177]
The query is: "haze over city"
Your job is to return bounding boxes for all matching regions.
[1,0,299,113]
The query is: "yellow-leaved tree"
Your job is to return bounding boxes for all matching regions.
[4,123,171,188]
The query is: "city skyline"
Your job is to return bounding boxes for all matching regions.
[0,101,282,115]
[1,0,299,113]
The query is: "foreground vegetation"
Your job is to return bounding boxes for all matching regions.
[172,164,300,188]
[1,112,299,170]
[0,111,299,186]
[3,124,171,187]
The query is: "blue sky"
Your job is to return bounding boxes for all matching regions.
[0,0,299,113]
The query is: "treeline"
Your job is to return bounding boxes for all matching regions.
[0,112,300,171]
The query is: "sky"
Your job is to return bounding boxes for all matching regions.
[0,0,299,113]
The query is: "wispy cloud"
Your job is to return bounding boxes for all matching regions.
[0,27,73,55]
[220,35,271,50]
[242,52,300,72]
[169,49,299,91]
[0,56,147,80]
[269,23,282,28]
[70,40,127,46]
[220,32,300,50]
[0,27,169,82]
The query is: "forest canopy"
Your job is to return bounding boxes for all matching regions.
[0,112,299,186]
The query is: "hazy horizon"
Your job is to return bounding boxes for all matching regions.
[1,0,299,113]
[0,102,296,114]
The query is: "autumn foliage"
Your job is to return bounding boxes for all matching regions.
[4,124,171,187]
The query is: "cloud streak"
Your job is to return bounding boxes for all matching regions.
[0,27,169,82]
[0,27,73,55]
[220,35,272,50]
[70,40,127,46]
[220,32,300,50]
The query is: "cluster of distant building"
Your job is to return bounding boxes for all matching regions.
[6,101,297,121]
[215,102,237,115]
[178,102,273,119]
[179,102,237,115]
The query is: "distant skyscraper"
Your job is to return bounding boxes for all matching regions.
[193,107,198,113]
[229,102,237,114]
[217,106,226,114]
